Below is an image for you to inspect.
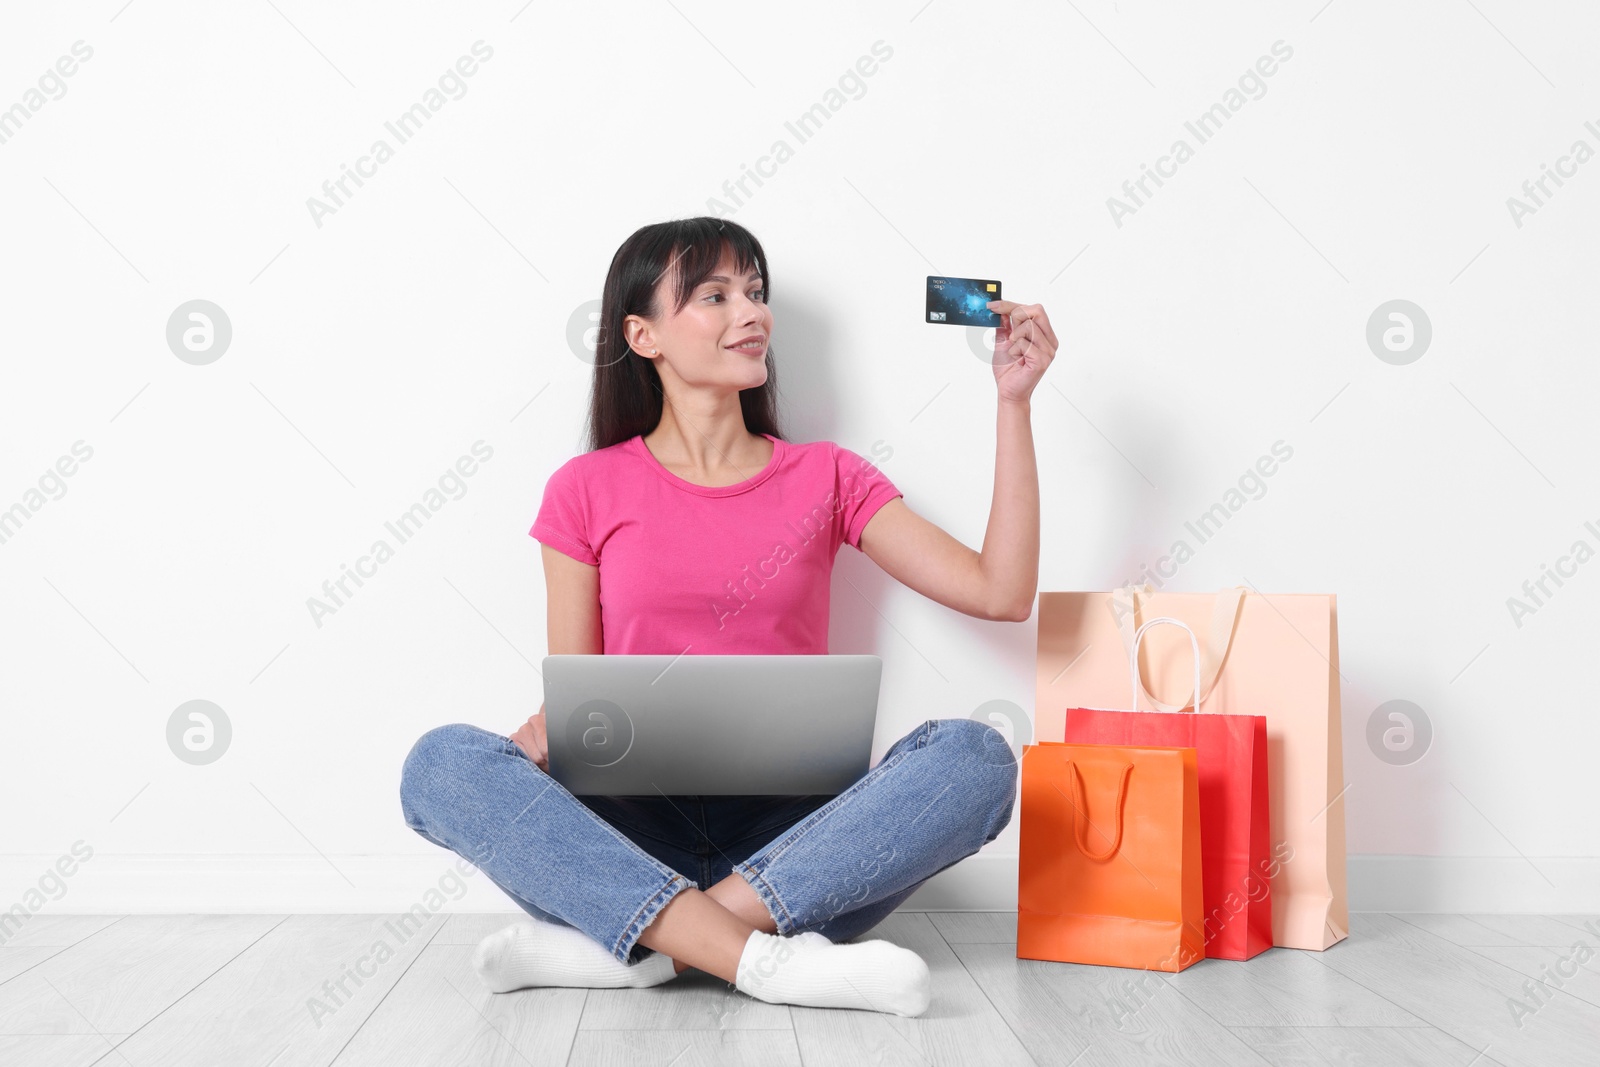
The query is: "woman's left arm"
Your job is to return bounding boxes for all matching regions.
[857,300,1057,622]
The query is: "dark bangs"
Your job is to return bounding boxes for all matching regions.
[656,218,768,316]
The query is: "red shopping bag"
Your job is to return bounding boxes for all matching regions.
[1060,615,1273,961]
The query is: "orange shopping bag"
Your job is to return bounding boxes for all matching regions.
[1017,740,1205,971]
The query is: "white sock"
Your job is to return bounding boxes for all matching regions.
[734,929,931,1017]
[471,919,679,993]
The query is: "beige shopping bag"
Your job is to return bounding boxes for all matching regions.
[1036,584,1348,951]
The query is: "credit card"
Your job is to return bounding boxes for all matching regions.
[926,276,1002,327]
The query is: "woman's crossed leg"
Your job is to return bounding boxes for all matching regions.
[398,717,1016,1015]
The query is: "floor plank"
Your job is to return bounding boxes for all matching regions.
[94,914,445,1066]
[1310,914,1600,1067]
[0,1033,132,1067]
[791,914,1036,1066]
[0,918,126,986]
[568,1028,802,1066]
[0,915,283,1038]
[0,916,125,951]
[336,941,583,1066]
[1230,1024,1508,1066]
[1459,916,1599,948]
[1166,947,1430,1028]
[1387,914,1523,947]
[1471,946,1600,1012]
[927,911,1016,944]
[950,939,1273,1066]
[0,946,68,988]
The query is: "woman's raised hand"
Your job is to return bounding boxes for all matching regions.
[987,299,1057,404]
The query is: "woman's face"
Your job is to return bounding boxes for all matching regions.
[630,245,772,393]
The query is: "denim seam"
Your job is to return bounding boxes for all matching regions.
[734,860,796,935]
[615,871,692,962]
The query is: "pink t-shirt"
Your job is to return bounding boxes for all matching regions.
[529,433,902,656]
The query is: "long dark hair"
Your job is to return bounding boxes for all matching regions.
[585,217,786,453]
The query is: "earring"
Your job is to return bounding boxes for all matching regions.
[651,348,658,354]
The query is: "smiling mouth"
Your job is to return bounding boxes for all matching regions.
[727,338,767,351]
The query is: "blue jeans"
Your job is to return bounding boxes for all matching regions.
[399,716,1018,965]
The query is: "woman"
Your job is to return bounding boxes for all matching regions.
[399,217,1055,1019]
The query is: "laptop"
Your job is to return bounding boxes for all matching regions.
[541,654,883,795]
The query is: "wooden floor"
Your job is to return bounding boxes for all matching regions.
[1,911,1596,1065]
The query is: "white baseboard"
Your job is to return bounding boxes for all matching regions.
[2,853,1595,914]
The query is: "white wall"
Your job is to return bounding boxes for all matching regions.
[2,0,1595,917]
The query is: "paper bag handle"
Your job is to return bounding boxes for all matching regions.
[1066,760,1132,861]
[1114,584,1244,713]
[1130,616,1203,714]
